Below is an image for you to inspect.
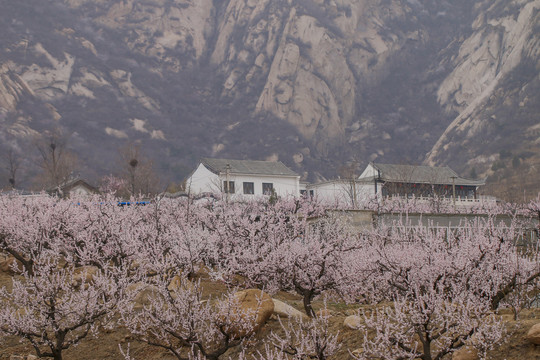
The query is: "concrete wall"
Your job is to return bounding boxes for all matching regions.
[327,209,375,228]
[329,210,539,244]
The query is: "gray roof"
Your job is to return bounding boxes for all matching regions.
[369,163,485,186]
[201,158,299,177]
[48,177,99,195]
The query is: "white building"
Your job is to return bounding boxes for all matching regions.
[357,162,485,199]
[308,162,486,206]
[307,179,374,207]
[185,158,301,199]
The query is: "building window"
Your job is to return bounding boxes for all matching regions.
[262,182,274,195]
[223,181,235,194]
[243,182,254,195]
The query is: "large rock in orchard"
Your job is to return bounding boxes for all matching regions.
[526,322,540,345]
[226,289,274,338]
[272,299,308,320]
[10,355,37,360]
[343,315,362,329]
[452,346,478,360]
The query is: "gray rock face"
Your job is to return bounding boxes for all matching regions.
[0,0,537,186]
[427,0,540,174]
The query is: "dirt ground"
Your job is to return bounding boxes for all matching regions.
[1,270,539,360]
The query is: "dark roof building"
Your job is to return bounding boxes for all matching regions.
[358,162,485,199]
[362,163,485,187]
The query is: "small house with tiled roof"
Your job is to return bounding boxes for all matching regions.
[48,178,100,198]
[185,158,301,198]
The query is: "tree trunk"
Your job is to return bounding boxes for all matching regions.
[303,291,315,317]
[422,338,432,360]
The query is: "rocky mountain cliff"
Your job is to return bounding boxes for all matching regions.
[0,0,538,197]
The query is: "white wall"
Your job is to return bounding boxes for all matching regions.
[309,181,349,206]
[309,181,375,207]
[226,173,299,199]
[358,163,377,179]
[186,163,300,198]
[186,163,221,194]
[69,185,94,196]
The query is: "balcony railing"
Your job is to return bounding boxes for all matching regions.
[382,194,497,205]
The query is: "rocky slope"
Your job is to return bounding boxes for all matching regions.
[0,0,538,194]
[426,1,540,176]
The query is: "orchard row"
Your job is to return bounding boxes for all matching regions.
[0,195,539,360]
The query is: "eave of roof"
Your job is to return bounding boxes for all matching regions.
[201,158,299,177]
[308,178,374,187]
[369,163,485,186]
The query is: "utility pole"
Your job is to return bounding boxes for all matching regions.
[451,176,457,211]
[352,178,357,209]
[352,160,358,208]
[129,158,138,196]
[225,163,231,203]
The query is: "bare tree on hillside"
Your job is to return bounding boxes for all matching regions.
[3,147,21,189]
[118,143,160,197]
[34,131,78,189]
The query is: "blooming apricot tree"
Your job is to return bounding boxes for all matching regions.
[350,216,539,359]
[0,195,72,275]
[354,284,505,360]
[204,199,358,317]
[0,256,119,360]
[255,310,341,360]
[119,276,257,360]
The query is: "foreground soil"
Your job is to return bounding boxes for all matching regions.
[1,271,539,360]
